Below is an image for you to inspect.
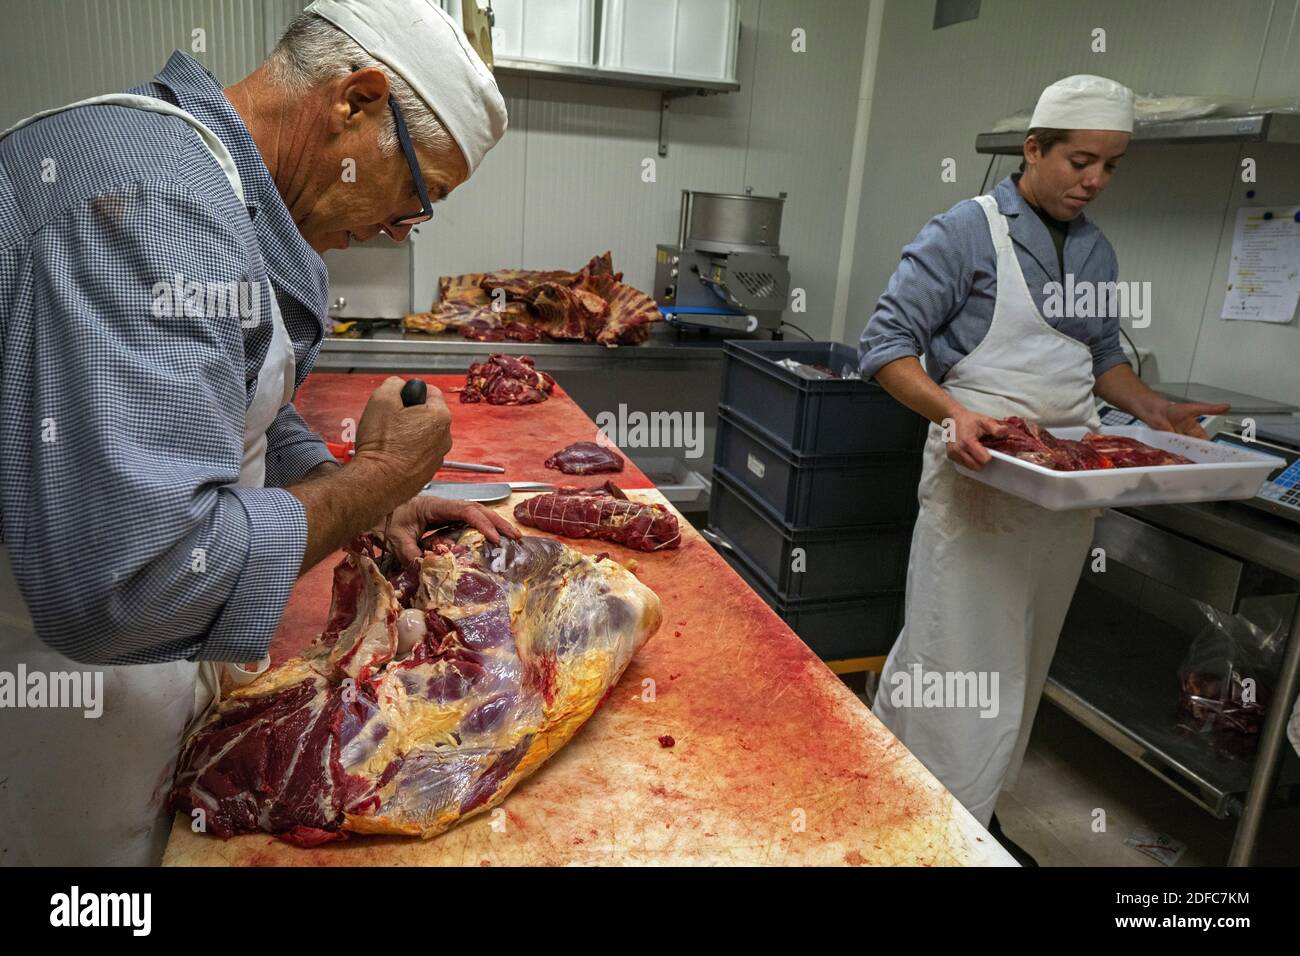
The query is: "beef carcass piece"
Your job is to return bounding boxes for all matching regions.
[409,253,662,347]
[514,483,681,551]
[459,319,550,343]
[439,272,491,306]
[169,529,661,843]
[459,353,556,405]
[596,281,661,346]
[545,441,625,475]
[523,282,610,341]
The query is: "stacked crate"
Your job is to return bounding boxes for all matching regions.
[707,341,928,663]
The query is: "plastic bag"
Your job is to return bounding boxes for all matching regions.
[1177,602,1286,752]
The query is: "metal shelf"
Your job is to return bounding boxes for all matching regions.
[493,57,739,96]
[1045,582,1300,819]
[492,57,740,157]
[976,111,1300,155]
[317,325,728,373]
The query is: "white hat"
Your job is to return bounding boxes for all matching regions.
[1029,74,1134,133]
[305,0,508,173]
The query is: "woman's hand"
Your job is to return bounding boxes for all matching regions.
[942,405,1008,471]
[379,496,521,564]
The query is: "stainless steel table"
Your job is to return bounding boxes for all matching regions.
[1049,498,1300,865]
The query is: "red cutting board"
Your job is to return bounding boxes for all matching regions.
[163,370,1010,866]
[295,372,656,490]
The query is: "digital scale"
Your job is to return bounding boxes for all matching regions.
[1095,398,1300,526]
[1214,418,1300,526]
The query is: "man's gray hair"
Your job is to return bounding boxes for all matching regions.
[266,12,457,158]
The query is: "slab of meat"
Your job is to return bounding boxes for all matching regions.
[459,353,556,405]
[169,528,661,844]
[405,252,661,347]
[514,482,681,551]
[545,441,625,475]
[1081,432,1195,468]
[980,416,1193,471]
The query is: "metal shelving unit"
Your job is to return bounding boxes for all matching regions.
[1046,584,1300,818]
[492,57,740,157]
[976,111,1300,154]
[494,56,739,95]
[1044,506,1300,865]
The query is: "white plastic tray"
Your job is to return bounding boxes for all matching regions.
[952,425,1285,511]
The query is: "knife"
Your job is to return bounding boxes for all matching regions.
[420,481,554,504]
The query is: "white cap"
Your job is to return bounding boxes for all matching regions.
[1029,74,1134,133]
[305,0,508,173]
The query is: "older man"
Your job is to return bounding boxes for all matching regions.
[0,0,515,865]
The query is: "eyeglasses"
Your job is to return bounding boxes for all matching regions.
[387,94,434,229]
[350,65,434,231]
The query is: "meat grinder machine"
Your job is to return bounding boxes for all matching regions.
[654,189,790,335]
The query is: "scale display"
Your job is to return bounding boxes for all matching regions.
[1213,430,1300,524]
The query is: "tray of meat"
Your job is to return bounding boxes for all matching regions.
[953,418,1285,511]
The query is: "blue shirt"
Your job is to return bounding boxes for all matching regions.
[859,174,1128,384]
[0,52,336,665]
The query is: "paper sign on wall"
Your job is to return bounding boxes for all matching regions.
[1221,206,1300,324]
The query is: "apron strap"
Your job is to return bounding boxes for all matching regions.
[2,93,244,204]
[972,194,1015,257]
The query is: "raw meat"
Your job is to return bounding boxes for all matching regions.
[404,252,662,347]
[545,441,625,475]
[1081,432,1195,468]
[981,417,1193,471]
[169,528,661,843]
[458,353,556,405]
[514,482,681,552]
[1178,670,1271,742]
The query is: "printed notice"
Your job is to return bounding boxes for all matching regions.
[1222,206,1300,323]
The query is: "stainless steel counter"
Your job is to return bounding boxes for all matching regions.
[1123,500,1300,581]
[315,323,730,373]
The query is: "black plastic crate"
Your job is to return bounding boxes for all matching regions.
[720,340,927,456]
[716,405,921,528]
[718,538,903,661]
[708,469,913,600]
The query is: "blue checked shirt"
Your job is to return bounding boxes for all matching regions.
[0,52,337,665]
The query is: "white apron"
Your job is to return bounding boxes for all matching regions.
[0,93,293,866]
[872,194,1100,827]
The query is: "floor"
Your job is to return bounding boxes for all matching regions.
[854,680,1300,867]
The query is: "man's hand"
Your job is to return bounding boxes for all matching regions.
[943,405,1008,471]
[287,378,453,574]
[1144,401,1230,441]
[352,376,453,505]
[381,496,521,565]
